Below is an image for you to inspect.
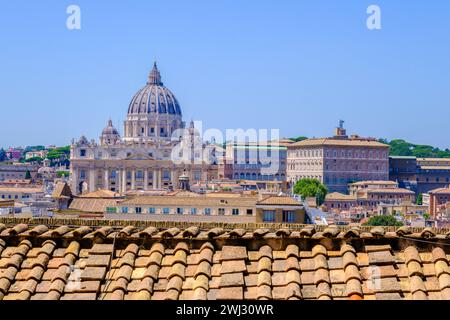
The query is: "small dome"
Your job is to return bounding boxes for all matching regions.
[127,62,182,116]
[102,119,119,136]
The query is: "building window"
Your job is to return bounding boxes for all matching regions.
[177,208,184,215]
[80,149,86,157]
[204,208,211,215]
[263,210,276,222]
[232,208,239,216]
[163,170,170,180]
[106,207,117,213]
[135,207,142,214]
[282,211,295,223]
[148,207,156,214]
[121,207,128,214]
[190,208,197,215]
[162,208,170,215]
[247,209,253,215]
[218,208,225,215]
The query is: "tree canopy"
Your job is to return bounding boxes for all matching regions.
[363,215,403,226]
[293,178,328,205]
[25,156,43,163]
[24,145,46,153]
[47,146,70,160]
[380,139,450,158]
[289,136,308,143]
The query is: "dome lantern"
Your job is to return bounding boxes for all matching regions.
[147,62,163,85]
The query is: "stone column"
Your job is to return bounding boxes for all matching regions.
[104,169,109,190]
[153,169,157,190]
[131,169,136,190]
[159,169,163,188]
[171,170,177,188]
[122,169,127,193]
[89,169,96,192]
[71,167,79,195]
[117,169,122,194]
[144,169,149,190]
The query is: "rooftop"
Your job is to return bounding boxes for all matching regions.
[0,187,44,193]
[428,186,450,195]
[118,195,259,207]
[362,188,415,195]
[350,181,398,186]
[0,218,449,300]
[78,190,122,199]
[256,196,302,206]
[325,192,357,201]
[289,138,389,148]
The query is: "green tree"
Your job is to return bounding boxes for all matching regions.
[290,136,308,143]
[416,193,423,205]
[25,170,32,180]
[25,156,43,164]
[56,171,69,178]
[385,139,450,158]
[47,146,70,161]
[363,215,403,226]
[293,178,328,205]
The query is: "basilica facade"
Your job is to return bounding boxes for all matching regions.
[70,63,218,195]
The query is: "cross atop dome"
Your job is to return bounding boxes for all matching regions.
[147,61,163,85]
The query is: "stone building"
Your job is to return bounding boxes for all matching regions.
[389,156,450,195]
[218,141,290,182]
[105,193,305,224]
[0,164,38,182]
[287,122,389,193]
[70,63,218,195]
[424,186,450,219]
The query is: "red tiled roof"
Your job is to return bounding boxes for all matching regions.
[0,219,449,300]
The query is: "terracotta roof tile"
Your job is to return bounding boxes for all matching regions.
[0,218,449,300]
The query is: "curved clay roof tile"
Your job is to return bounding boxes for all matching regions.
[228,228,246,238]
[10,224,28,236]
[396,226,412,236]
[182,226,200,238]
[207,228,224,238]
[139,226,158,238]
[275,229,291,237]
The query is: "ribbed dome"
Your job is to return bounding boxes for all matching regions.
[127,63,182,116]
[102,119,119,135]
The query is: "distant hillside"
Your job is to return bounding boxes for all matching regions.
[379,139,450,158]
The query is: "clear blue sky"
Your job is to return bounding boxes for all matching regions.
[1,1,449,149]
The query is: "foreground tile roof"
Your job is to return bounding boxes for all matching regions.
[0,218,449,300]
